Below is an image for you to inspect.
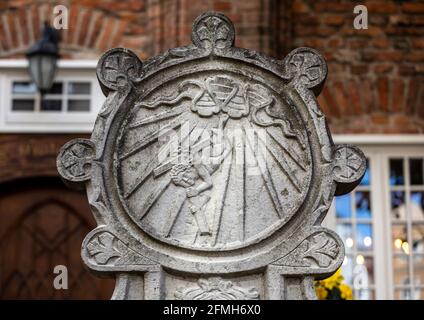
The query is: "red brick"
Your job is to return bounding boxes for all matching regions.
[367,2,398,14]
[317,94,331,116]
[386,25,424,36]
[333,81,350,115]
[361,78,375,114]
[68,5,80,44]
[5,12,16,49]
[328,38,343,48]
[297,15,320,25]
[111,19,129,48]
[30,5,40,41]
[97,17,116,51]
[328,62,345,74]
[322,85,341,118]
[213,1,232,12]
[391,79,404,113]
[347,79,362,115]
[378,77,389,112]
[362,51,403,62]
[86,11,103,49]
[406,79,418,115]
[391,114,411,128]
[324,15,345,26]
[402,3,424,13]
[78,9,92,47]
[405,52,424,62]
[17,9,29,46]
[0,16,9,50]
[371,114,389,125]
[350,64,369,75]
[374,64,394,74]
[418,88,424,118]
[348,39,368,49]
[301,38,326,48]
[373,38,390,49]
[315,3,352,12]
[398,64,417,76]
[412,38,424,49]
[292,0,309,13]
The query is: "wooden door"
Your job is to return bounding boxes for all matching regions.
[0,177,114,299]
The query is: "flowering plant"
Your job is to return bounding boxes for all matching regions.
[315,268,353,300]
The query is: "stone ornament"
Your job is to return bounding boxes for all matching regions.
[175,278,259,300]
[56,138,95,189]
[57,11,366,300]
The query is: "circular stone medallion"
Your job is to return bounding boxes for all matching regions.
[114,66,313,250]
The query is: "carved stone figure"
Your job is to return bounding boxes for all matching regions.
[57,11,366,300]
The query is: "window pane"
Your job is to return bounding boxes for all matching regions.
[357,223,373,251]
[390,159,404,186]
[415,288,424,300]
[360,159,370,186]
[41,99,61,111]
[392,224,408,254]
[412,225,424,254]
[12,82,36,94]
[410,158,424,185]
[68,82,90,94]
[336,194,351,218]
[414,255,424,285]
[342,255,353,286]
[394,288,413,300]
[12,99,35,111]
[391,191,406,221]
[355,289,374,300]
[356,191,371,219]
[336,224,353,253]
[354,256,374,285]
[410,192,424,222]
[46,82,63,94]
[68,99,90,112]
[393,255,409,285]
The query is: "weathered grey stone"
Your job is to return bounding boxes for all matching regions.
[57,11,366,300]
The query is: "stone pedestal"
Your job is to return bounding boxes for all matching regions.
[57,12,366,300]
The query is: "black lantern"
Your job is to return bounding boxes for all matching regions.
[26,22,60,94]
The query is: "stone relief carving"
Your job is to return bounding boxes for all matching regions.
[85,230,155,267]
[57,11,367,300]
[116,71,312,249]
[191,12,235,50]
[333,144,367,195]
[175,278,259,300]
[273,231,342,269]
[56,138,94,188]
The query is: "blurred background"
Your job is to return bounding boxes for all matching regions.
[0,0,423,299]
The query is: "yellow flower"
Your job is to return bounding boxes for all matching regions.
[340,283,353,300]
[315,286,328,300]
[321,268,344,290]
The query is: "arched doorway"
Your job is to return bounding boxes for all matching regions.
[0,177,114,299]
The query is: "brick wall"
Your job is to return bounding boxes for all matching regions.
[0,0,423,133]
[292,0,424,134]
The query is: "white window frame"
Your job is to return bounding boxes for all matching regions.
[0,60,104,133]
[325,135,424,300]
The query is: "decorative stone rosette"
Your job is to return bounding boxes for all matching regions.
[57,11,366,300]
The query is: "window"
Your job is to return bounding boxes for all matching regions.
[12,81,91,112]
[334,160,375,300]
[0,60,104,132]
[389,157,424,299]
[326,140,424,300]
